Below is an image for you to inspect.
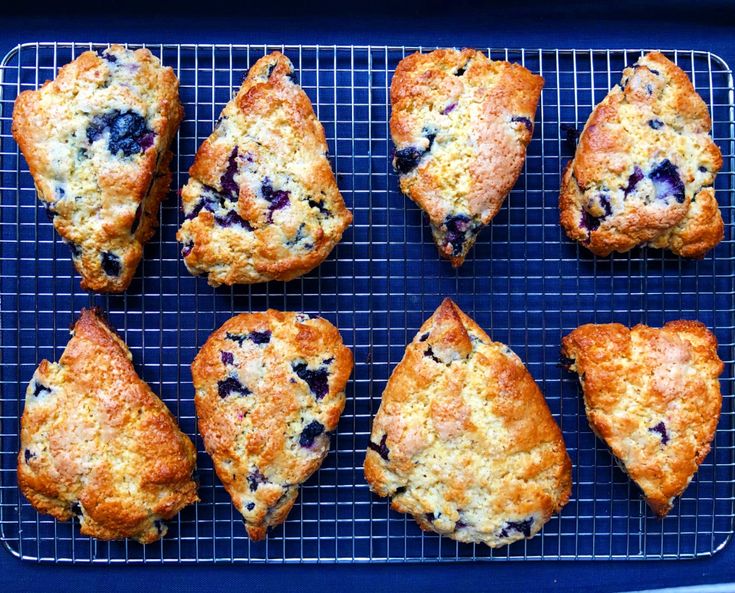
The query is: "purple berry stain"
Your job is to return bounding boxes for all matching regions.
[648,119,664,130]
[368,434,390,461]
[292,361,330,399]
[649,159,685,203]
[649,421,670,445]
[511,116,532,133]
[221,351,234,365]
[86,110,153,157]
[24,449,35,463]
[101,252,121,277]
[624,166,644,196]
[247,468,267,492]
[220,147,239,197]
[443,214,479,256]
[299,420,325,448]
[500,517,534,538]
[441,102,457,115]
[217,377,251,398]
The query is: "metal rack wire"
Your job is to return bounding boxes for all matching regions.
[0,43,732,563]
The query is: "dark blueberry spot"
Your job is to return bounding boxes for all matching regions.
[220,147,239,197]
[424,346,443,363]
[419,332,430,342]
[648,119,664,130]
[67,241,81,258]
[215,209,252,230]
[221,351,234,365]
[699,166,707,173]
[247,468,267,492]
[624,166,644,196]
[649,159,685,204]
[292,362,330,399]
[131,202,143,234]
[24,449,35,463]
[299,420,325,448]
[394,146,423,175]
[181,241,193,257]
[307,198,331,217]
[511,116,533,133]
[70,502,82,517]
[424,132,437,151]
[154,520,165,535]
[140,133,155,152]
[99,50,117,63]
[246,502,255,511]
[225,331,271,346]
[368,434,390,461]
[558,355,575,370]
[500,518,534,538]
[560,123,580,152]
[260,180,291,222]
[32,381,51,397]
[646,84,653,96]
[265,63,277,79]
[648,68,660,76]
[598,194,612,217]
[249,330,271,345]
[580,209,601,233]
[455,520,467,529]
[455,65,467,76]
[395,486,407,494]
[425,512,436,522]
[441,102,457,115]
[443,214,480,257]
[217,377,251,398]
[101,251,121,277]
[86,110,153,157]
[649,421,670,445]
[56,186,66,199]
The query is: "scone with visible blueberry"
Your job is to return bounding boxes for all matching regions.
[561,321,722,516]
[177,52,352,286]
[390,49,543,266]
[12,45,183,292]
[18,308,198,543]
[364,299,571,548]
[559,52,723,258]
[192,310,353,540]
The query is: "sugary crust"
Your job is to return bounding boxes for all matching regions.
[561,321,723,516]
[17,308,198,543]
[559,52,723,258]
[364,299,571,547]
[177,52,352,286]
[12,45,183,291]
[192,310,353,540]
[390,49,543,266]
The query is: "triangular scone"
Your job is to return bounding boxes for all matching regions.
[17,309,198,543]
[177,52,352,286]
[12,45,183,292]
[561,321,723,516]
[559,52,723,258]
[364,299,571,548]
[390,49,543,266]
[192,310,353,540]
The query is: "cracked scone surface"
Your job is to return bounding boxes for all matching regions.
[561,321,723,516]
[559,51,723,258]
[364,299,571,548]
[177,52,352,286]
[390,48,543,266]
[192,310,353,540]
[18,308,198,543]
[12,45,183,292]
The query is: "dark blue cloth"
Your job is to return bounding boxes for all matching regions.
[1,2,735,591]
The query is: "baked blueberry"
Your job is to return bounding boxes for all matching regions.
[367,434,390,461]
[299,420,325,448]
[217,377,251,398]
[649,421,670,445]
[101,251,121,277]
[292,361,330,399]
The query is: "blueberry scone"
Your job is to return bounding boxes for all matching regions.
[559,52,723,258]
[177,52,352,286]
[390,49,543,266]
[561,321,723,516]
[192,310,353,539]
[18,308,198,543]
[364,299,571,547]
[12,45,183,292]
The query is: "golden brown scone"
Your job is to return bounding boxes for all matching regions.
[177,52,352,286]
[17,308,198,543]
[192,310,353,540]
[12,45,183,292]
[561,321,723,516]
[390,49,543,266]
[559,52,723,258]
[364,299,571,548]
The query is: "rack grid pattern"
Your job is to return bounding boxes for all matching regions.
[0,43,733,563]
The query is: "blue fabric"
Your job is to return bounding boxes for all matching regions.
[2,2,735,591]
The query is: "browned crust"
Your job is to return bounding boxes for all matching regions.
[561,321,723,516]
[17,308,198,543]
[192,310,353,540]
[178,52,352,286]
[559,52,723,258]
[390,49,543,266]
[11,45,183,292]
[364,299,571,548]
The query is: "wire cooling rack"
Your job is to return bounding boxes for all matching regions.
[0,43,733,563]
